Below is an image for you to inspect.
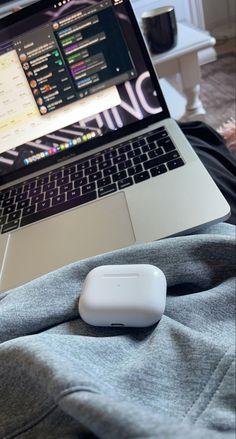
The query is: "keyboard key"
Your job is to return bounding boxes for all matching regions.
[37,176,49,186]
[32,193,44,204]
[128,165,143,176]
[44,182,55,192]
[150,165,167,177]
[74,177,87,188]
[142,143,156,153]
[8,189,16,199]
[22,205,36,217]
[52,194,66,206]
[98,184,117,197]
[29,187,42,197]
[67,188,81,199]
[118,160,132,171]
[50,171,63,181]
[24,181,36,191]
[100,160,112,170]
[21,192,97,227]
[113,154,126,164]
[86,165,98,175]
[167,158,185,170]
[57,176,69,186]
[60,183,73,194]
[3,205,16,215]
[127,149,141,159]
[2,197,15,208]
[45,188,58,199]
[16,192,27,202]
[64,166,76,176]
[38,199,51,211]
[97,177,112,188]
[144,151,180,170]
[148,148,164,159]
[71,171,83,181]
[0,215,7,226]
[89,172,102,183]
[11,186,23,196]
[17,199,30,210]
[112,171,127,182]
[82,183,96,194]
[159,138,176,152]
[118,178,133,190]
[103,165,117,177]
[1,190,12,201]
[134,171,150,184]
[104,149,117,160]
[132,154,148,165]
[91,155,104,166]
[2,219,20,234]
[8,211,21,221]
[77,161,89,171]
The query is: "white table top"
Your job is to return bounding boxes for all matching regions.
[151,22,216,65]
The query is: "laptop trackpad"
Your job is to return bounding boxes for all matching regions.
[1,192,135,292]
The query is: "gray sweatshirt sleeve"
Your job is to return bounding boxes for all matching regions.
[0,223,235,439]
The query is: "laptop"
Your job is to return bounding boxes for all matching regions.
[0,0,230,292]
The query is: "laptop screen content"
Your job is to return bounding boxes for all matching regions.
[0,0,164,179]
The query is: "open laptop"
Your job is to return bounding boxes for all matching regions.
[0,0,230,292]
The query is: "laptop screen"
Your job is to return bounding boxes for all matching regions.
[0,0,167,182]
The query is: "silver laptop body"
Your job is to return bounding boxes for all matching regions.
[0,0,230,292]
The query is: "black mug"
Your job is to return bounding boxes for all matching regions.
[142,6,177,54]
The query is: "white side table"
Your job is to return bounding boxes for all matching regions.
[150,22,216,121]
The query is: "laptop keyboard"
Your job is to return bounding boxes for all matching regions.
[0,126,184,234]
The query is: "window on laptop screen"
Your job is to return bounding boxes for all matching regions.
[0,0,163,178]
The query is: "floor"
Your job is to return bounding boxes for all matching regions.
[215,36,236,55]
[199,37,236,130]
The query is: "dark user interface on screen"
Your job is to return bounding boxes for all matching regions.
[13,0,136,115]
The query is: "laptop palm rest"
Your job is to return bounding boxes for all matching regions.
[0,192,135,292]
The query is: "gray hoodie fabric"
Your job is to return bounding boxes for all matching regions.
[0,223,235,439]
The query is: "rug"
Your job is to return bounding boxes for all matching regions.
[200,53,236,130]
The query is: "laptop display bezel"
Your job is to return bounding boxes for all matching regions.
[0,0,170,186]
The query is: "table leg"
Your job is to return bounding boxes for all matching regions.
[179,53,206,121]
